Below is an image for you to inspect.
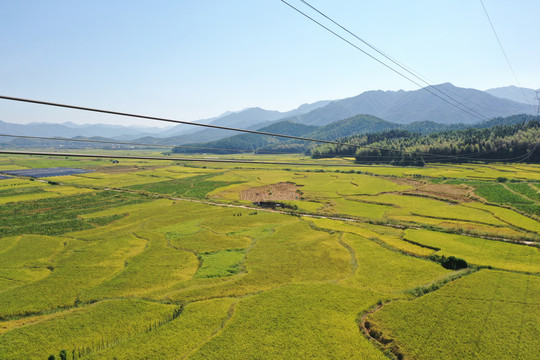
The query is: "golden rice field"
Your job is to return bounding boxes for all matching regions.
[0,153,538,359]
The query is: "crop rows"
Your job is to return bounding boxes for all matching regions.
[0,186,44,198]
[468,181,540,216]
[0,191,146,237]
[0,299,177,359]
[506,182,540,202]
[127,173,243,199]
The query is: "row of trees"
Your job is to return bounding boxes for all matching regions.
[311,120,540,165]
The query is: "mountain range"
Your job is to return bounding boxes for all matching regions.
[279,83,535,127]
[1,84,537,146]
[171,113,537,155]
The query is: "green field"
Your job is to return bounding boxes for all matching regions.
[0,154,538,359]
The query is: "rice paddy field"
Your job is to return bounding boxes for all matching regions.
[0,153,538,359]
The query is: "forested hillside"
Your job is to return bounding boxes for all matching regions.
[171,115,465,155]
[172,114,538,160]
[311,116,540,166]
[172,121,318,155]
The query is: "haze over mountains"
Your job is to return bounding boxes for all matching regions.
[485,86,538,105]
[1,84,536,146]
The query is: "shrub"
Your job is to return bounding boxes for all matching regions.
[441,256,468,270]
[429,255,468,270]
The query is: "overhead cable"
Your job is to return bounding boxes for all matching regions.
[1,95,537,162]
[0,133,285,153]
[0,95,373,148]
[0,149,364,167]
[0,95,491,160]
[479,0,531,105]
[297,0,490,121]
[281,0,488,122]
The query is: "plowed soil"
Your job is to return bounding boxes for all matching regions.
[240,182,302,201]
[387,177,476,202]
[406,183,477,203]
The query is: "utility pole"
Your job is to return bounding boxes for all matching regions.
[536,90,540,118]
[523,90,540,163]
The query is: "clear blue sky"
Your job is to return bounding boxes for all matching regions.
[1,0,538,127]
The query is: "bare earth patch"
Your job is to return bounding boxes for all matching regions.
[405,183,477,203]
[387,177,477,202]
[240,182,302,202]
[386,177,423,188]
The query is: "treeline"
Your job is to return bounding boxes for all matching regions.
[311,119,540,165]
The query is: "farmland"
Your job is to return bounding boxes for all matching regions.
[0,153,538,359]
[367,270,539,359]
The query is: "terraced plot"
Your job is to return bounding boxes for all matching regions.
[465,202,540,234]
[0,299,177,359]
[0,190,146,238]
[128,173,242,198]
[368,270,540,360]
[404,228,540,272]
[190,284,387,360]
[90,298,236,359]
[507,182,540,202]
[470,181,540,216]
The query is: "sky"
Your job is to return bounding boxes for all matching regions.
[1,0,539,127]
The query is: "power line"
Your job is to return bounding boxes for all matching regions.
[1,95,536,162]
[478,0,536,162]
[0,5,531,163]
[517,91,540,163]
[0,134,175,148]
[0,94,384,150]
[0,149,366,167]
[281,1,538,163]
[0,133,486,161]
[297,0,490,121]
[281,0,488,122]
[0,147,534,166]
[479,0,531,105]
[0,133,286,154]
[0,94,490,161]
[0,132,458,161]
[1,132,536,163]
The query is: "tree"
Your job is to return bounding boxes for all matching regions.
[441,256,468,270]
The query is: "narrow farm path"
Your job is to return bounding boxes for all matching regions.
[336,233,359,282]
[180,300,238,360]
[501,183,534,203]
[360,269,477,360]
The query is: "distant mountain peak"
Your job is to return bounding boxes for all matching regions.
[436,82,455,87]
[485,85,538,105]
